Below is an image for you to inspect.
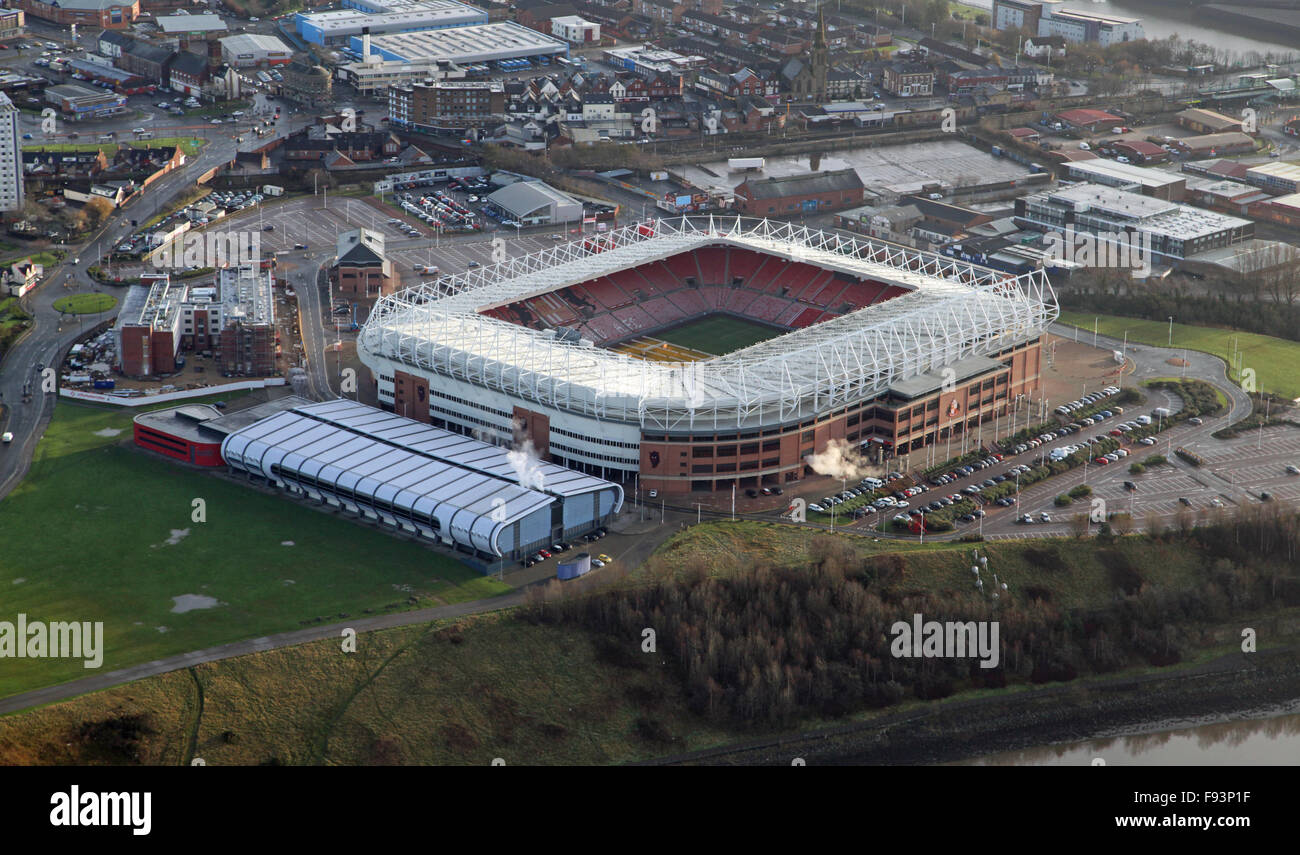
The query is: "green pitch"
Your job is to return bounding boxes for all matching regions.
[655,314,784,356]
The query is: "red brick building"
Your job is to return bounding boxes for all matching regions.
[13,0,137,29]
[733,169,866,217]
[333,228,400,301]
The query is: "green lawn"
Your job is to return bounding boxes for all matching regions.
[1058,311,1300,400]
[28,137,205,157]
[53,293,116,315]
[657,314,784,356]
[0,400,508,699]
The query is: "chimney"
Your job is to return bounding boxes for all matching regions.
[362,26,371,62]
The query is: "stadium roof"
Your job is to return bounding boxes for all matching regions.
[887,354,1003,399]
[360,217,1057,432]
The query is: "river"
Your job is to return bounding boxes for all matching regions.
[956,0,1300,58]
[955,699,1300,765]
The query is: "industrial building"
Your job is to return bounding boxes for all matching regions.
[1054,108,1125,133]
[219,398,623,564]
[11,0,137,28]
[1061,159,1186,201]
[549,15,599,43]
[733,169,866,216]
[156,11,227,36]
[1176,108,1245,135]
[220,34,294,67]
[603,44,707,76]
[486,180,582,225]
[354,21,568,64]
[295,0,487,47]
[1014,184,1254,262]
[336,58,465,96]
[44,84,128,120]
[1245,161,1300,195]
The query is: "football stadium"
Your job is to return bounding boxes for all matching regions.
[359,217,1058,495]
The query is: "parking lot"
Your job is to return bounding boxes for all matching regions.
[231,195,584,276]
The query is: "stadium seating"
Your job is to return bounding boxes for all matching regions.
[663,252,700,282]
[790,308,824,328]
[478,246,910,348]
[666,289,708,317]
[695,247,728,284]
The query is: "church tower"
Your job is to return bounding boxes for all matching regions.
[811,4,829,102]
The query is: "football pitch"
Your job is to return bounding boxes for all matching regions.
[655,314,784,356]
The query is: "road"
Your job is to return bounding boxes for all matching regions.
[0,121,248,500]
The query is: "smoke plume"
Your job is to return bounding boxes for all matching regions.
[803,439,881,483]
[507,439,547,491]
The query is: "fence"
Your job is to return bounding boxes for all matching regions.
[60,377,286,407]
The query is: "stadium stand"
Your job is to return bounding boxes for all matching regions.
[485,244,911,350]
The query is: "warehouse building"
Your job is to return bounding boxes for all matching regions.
[355,21,568,65]
[12,0,137,28]
[1061,158,1186,201]
[220,34,294,67]
[1014,183,1254,262]
[1169,132,1255,159]
[1245,161,1300,195]
[733,169,866,216]
[219,398,623,564]
[486,180,582,225]
[1176,107,1244,135]
[44,83,127,120]
[295,0,487,47]
[1054,107,1124,133]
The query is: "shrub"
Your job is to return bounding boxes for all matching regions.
[1054,494,1073,506]
[1129,463,1145,475]
[1068,484,1093,499]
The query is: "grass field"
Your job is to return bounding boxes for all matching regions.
[655,314,784,356]
[0,520,1268,764]
[0,399,508,699]
[28,137,205,157]
[1058,311,1300,400]
[53,293,116,315]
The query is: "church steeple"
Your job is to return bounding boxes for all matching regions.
[811,2,829,101]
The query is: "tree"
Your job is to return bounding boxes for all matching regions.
[1069,513,1090,538]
